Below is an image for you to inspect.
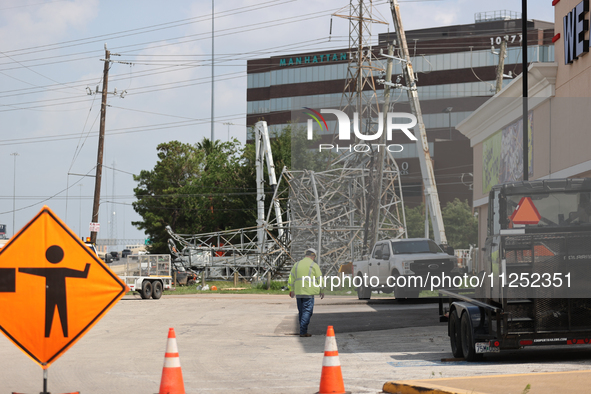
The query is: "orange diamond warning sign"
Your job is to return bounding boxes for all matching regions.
[0,206,126,369]
[509,196,542,225]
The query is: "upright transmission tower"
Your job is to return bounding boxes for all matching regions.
[333,0,388,139]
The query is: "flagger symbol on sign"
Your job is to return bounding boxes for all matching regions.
[19,245,90,338]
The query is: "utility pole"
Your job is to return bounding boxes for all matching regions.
[369,43,394,248]
[387,0,447,244]
[211,0,215,142]
[495,38,508,94]
[90,45,110,244]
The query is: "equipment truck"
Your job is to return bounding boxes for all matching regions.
[440,178,591,360]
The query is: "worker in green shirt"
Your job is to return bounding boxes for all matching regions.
[288,248,324,337]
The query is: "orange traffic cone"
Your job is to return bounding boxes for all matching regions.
[318,326,347,394]
[159,328,185,394]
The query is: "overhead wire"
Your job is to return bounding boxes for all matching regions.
[0,36,349,105]
[0,112,246,146]
[0,0,300,58]
[0,166,93,215]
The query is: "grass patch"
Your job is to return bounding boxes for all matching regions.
[159,276,438,298]
[163,280,288,295]
[161,279,399,297]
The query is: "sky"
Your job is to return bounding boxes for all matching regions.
[0,0,554,247]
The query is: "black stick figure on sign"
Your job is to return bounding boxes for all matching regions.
[19,245,90,338]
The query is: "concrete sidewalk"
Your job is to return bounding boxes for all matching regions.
[383,369,591,394]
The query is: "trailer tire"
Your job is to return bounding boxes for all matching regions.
[449,309,463,358]
[140,281,153,299]
[460,312,482,361]
[152,281,163,300]
[357,272,371,300]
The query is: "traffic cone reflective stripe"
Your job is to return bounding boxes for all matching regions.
[159,327,185,394]
[318,326,346,394]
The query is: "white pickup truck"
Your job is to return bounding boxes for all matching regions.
[353,238,458,300]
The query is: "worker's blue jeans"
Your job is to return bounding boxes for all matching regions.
[297,297,315,335]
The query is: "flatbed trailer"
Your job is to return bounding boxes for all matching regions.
[439,179,591,360]
[109,254,173,300]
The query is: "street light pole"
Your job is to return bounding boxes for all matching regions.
[10,152,18,236]
[79,184,83,238]
[211,0,215,142]
[223,122,234,141]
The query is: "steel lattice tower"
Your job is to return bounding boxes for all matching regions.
[333,0,388,141]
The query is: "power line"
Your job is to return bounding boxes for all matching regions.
[0,112,246,146]
[0,37,346,101]
[0,0,300,58]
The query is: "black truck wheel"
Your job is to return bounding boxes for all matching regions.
[449,309,463,358]
[357,272,371,300]
[460,312,482,361]
[394,285,407,301]
[392,270,408,301]
[140,280,153,299]
[152,281,163,299]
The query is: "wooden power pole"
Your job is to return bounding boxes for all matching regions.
[90,46,110,244]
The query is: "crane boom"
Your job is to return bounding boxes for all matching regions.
[387,0,447,244]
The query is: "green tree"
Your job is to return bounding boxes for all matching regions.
[403,199,476,249]
[441,198,478,249]
[196,138,223,157]
[404,204,431,239]
[132,139,255,254]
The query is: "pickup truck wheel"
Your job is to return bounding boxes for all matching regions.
[140,281,153,299]
[449,310,463,358]
[460,312,482,361]
[356,273,371,300]
[391,271,407,301]
[151,281,163,299]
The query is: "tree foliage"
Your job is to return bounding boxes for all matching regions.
[441,198,478,249]
[403,199,477,249]
[132,139,255,254]
[404,204,431,239]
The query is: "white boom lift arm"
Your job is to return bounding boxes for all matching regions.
[385,0,447,244]
[254,121,284,253]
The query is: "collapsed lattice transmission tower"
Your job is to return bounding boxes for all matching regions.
[166,1,409,279]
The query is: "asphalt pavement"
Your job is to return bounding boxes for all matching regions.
[0,294,590,393]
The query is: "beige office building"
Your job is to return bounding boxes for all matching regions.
[457,0,591,262]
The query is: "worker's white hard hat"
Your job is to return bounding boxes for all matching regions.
[305,248,317,255]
